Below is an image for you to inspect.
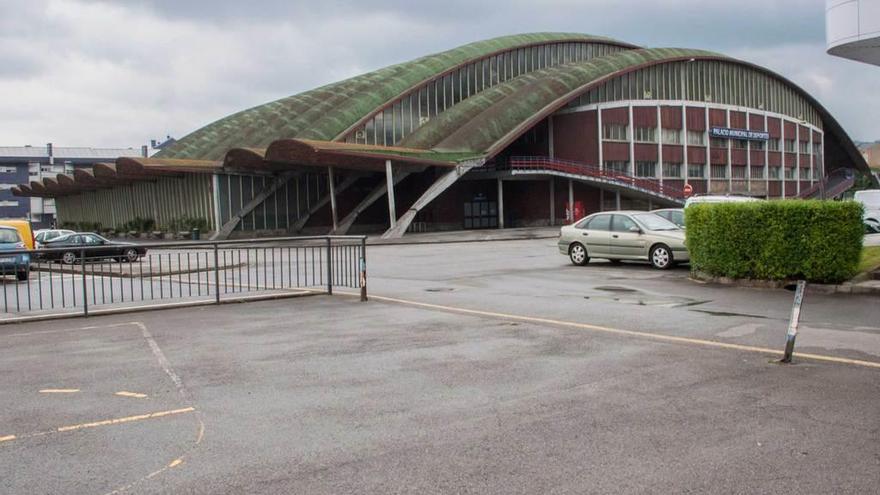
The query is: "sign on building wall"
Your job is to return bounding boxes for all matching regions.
[709,127,770,141]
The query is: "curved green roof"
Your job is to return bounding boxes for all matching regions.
[400,48,722,153]
[157,32,635,161]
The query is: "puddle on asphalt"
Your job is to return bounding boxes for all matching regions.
[585,286,709,308]
[424,287,456,292]
[691,309,769,319]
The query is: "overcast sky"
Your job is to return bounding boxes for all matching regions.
[1,0,877,149]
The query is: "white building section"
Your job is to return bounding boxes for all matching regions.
[827,0,880,66]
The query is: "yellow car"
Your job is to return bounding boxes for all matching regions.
[0,219,35,250]
[558,211,689,269]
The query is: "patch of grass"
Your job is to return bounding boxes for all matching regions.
[858,246,880,274]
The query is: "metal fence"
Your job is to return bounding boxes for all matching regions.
[0,235,366,320]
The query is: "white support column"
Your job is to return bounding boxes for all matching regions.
[781,119,786,198]
[809,130,815,186]
[597,108,604,170]
[657,105,663,188]
[682,104,689,187]
[726,108,732,192]
[615,190,621,211]
[549,179,556,225]
[385,160,397,229]
[497,178,505,229]
[765,113,770,197]
[327,166,338,231]
[705,106,711,193]
[628,103,635,176]
[795,124,801,195]
[746,113,751,193]
[211,173,222,233]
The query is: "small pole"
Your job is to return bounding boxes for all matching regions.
[81,248,88,317]
[360,236,368,302]
[781,280,806,363]
[213,243,220,304]
[326,237,333,295]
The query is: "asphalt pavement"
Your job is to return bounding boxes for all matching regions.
[0,238,878,494]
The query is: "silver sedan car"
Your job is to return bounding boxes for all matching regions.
[558,211,689,269]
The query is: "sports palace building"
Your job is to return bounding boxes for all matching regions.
[14,33,872,238]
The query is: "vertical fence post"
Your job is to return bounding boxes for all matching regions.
[781,280,806,363]
[326,237,333,295]
[81,248,88,317]
[360,236,367,302]
[213,243,220,304]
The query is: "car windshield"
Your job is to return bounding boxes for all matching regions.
[0,229,21,244]
[633,213,680,231]
[856,191,880,207]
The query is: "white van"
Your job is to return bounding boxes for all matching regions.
[684,194,763,208]
[854,189,880,233]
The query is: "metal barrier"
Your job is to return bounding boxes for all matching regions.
[0,235,367,320]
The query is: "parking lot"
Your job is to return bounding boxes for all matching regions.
[1,238,878,494]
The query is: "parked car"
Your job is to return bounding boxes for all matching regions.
[684,194,763,207]
[854,189,880,233]
[652,208,685,228]
[558,211,688,269]
[34,229,76,249]
[0,219,36,250]
[42,233,146,264]
[0,226,31,280]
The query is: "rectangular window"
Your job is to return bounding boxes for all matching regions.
[800,167,810,180]
[710,164,728,178]
[767,138,780,151]
[662,162,682,178]
[750,140,765,151]
[731,166,747,179]
[0,200,19,207]
[687,164,705,178]
[784,167,796,179]
[798,140,810,153]
[710,137,727,149]
[784,139,796,153]
[661,128,681,145]
[0,166,17,173]
[731,139,748,150]
[635,161,656,178]
[768,166,781,179]
[604,161,629,174]
[687,130,705,146]
[750,166,765,179]
[602,123,629,141]
[633,127,656,143]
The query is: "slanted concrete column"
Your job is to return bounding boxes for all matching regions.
[497,178,504,229]
[327,166,338,231]
[549,179,556,225]
[615,191,621,210]
[567,179,574,222]
[385,159,396,229]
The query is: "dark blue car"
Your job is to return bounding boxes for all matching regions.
[0,226,30,281]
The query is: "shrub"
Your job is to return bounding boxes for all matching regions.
[685,200,864,284]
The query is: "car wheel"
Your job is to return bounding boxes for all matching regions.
[16,270,28,281]
[569,243,589,266]
[650,244,673,270]
[61,251,77,265]
[124,248,139,262]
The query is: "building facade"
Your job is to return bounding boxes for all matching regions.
[14,33,871,237]
[1,144,147,227]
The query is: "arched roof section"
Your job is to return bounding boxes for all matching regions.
[156,33,636,161]
[399,48,870,175]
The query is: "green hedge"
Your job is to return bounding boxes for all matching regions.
[685,201,864,283]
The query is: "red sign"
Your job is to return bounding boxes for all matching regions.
[565,201,585,222]
[683,184,694,198]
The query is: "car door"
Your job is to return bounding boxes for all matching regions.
[610,214,647,259]
[579,214,612,258]
[81,234,106,259]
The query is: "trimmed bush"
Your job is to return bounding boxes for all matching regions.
[685,200,864,283]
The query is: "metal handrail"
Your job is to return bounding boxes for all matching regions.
[506,156,685,199]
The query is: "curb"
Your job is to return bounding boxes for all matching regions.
[689,270,880,296]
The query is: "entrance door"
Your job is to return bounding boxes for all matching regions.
[463,200,498,229]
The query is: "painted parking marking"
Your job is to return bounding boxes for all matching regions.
[0,435,16,443]
[168,458,183,468]
[339,291,880,370]
[115,391,148,399]
[39,388,80,394]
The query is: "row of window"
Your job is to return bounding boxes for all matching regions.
[604,161,820,180]
[345,41,626,146]
[569,60,822,127]
[601,123,816,153]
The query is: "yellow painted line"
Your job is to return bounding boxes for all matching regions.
[115,391,148,399]
[168,458,183,468]
[39,388,80,394]
[341,291,880,370]
[0,435,16,443]
[56,407,195,433]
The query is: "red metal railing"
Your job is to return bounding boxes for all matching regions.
[507,156,685,199]
[797,168,855,199]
